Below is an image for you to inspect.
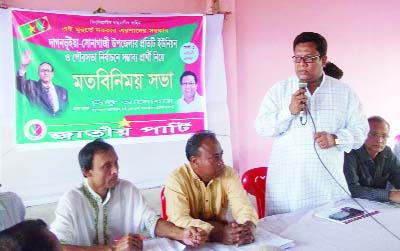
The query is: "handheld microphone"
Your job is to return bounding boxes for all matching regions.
[298,80,307,122]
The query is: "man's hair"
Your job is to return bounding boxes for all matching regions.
[180,71,197,84]
[324,62,343,79]
[368,115,390,130]
[0,219,60,251]
[78,138,115,177]
[185,130,217,161]
[39,62,54,72]
[293,32,327,57]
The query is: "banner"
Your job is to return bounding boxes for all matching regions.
[12,10,206,144]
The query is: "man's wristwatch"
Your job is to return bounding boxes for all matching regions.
[333,135,340,146]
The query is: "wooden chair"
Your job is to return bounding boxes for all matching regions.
[241,167,268,219]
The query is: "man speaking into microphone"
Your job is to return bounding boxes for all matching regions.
[255,32,368,215]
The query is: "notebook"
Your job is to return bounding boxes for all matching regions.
[315,204,379,224]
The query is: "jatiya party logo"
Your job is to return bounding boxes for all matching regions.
[18,16,51,40]
[180,42,199,64]
[23,119,47,141]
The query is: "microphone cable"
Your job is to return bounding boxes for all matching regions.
[307,106,400,242]
[298,82,308,126]
[300,107,307,126]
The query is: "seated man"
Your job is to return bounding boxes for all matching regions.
[344,116,400,203]
[165,130,258,246]
[0,191,25,231]
[51,139,206,251]
[0,219,62,251]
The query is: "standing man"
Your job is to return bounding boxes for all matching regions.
[255,32,368,215]
[165,130,258,246]
[51,139,207,251]
[177,71,204,113]
[16,50,68,117]
[344,116,400,203]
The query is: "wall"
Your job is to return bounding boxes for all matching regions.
[5,0,398,204]
[0,1,234,206]
[234,0,400,172]
[6,0,204,13]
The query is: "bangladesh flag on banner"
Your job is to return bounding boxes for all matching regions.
[18,16,51,39]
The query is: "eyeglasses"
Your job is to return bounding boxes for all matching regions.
[181,82,196,86]
[292,54,320,63]
[368,132,389,140]
[39,69,53,73]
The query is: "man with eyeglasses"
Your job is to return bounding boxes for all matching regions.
[255,32,368,215]
[177,71,205,113]
[16,50,68,117]
[344,116,400,203]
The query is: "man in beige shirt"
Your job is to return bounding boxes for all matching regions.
[165,130,258,246]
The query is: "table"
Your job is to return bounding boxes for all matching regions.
[145,198,400,250]
[146,226,292,251]
[261,198,400,251]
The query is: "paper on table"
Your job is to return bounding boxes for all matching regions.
[144,237,186,251]
[186,227,294,251]
[254,228,294,250]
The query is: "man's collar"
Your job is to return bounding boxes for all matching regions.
[83,179,112,204]
[39,79,54,88]
[356,144,390,162]
[187,163,202,181]
[187,163,214,186]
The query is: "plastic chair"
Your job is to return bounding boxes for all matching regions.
[241,167,268,219]
[160,186,168,220]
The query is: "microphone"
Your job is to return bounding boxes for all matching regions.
[298,80,307,122]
